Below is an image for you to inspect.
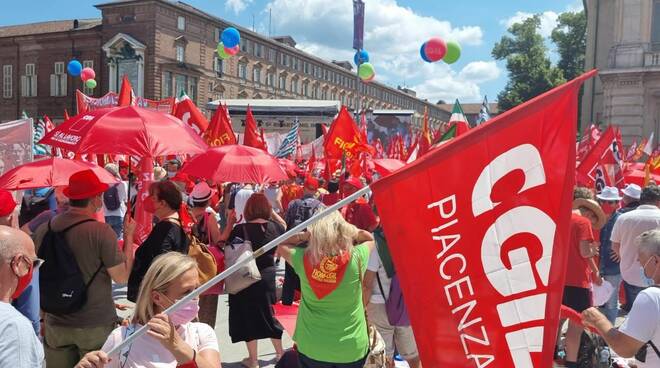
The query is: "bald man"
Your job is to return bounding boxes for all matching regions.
[0,226,44,367]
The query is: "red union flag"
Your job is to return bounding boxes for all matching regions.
[371,71,595,368]
[324,106,373,159]
[576,125,625,191]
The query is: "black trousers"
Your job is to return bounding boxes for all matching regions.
[282,262,301,305]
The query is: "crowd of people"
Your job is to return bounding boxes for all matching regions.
[0,158,424,368]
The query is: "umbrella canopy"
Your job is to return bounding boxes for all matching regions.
[277,158,297,177]
[372,158,406,177]
[181,145,288,184]
[0,157,118,190]
[38,106,208,157]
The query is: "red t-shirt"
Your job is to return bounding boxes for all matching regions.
[342,199,378,231]
[565,213,594,288]
[322,192,340,207]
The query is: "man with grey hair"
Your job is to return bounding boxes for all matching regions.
[583,229,660,367]
[0,225,44,366]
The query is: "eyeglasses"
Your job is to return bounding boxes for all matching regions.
[21,256,44,270]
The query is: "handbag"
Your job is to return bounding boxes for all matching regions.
[223,224,262,294]
[358,257,388,368]
[175,217,217,285]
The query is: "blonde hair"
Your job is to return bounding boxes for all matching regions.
[133,252,197,325]
[305,210,358,265]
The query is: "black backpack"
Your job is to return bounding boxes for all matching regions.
[38,219,102,315]
[290,197,321,228]
[18,189,54,227]
[103,184,121,211]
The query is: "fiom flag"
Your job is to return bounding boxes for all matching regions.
[371,70,596,368]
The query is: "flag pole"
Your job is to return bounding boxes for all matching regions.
[106,184,372,357]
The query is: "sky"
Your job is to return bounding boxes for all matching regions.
[0,0,584,104]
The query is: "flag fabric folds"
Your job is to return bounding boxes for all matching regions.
[576,125,625,191]
[370,70,596,368]
[323,106,373,159]
[173,91,209,134]
[243,106,268,151]
[476,95,491,125]
[275,119,300,158]
[204,104,236,146]
[447,99,470,135]
[117,75,135,107]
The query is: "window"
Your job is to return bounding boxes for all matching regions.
[279,74,286,90]
[215,28,221,42]
[304,62,310,74]
[176,45,185,63]
[268,48,276,62]
[3,65,12,98]
[177,16,185,30]
[321,89,327,100]
[50,62,67,97]
[253,67,261,84]
[188,76,198,102]
[21,63,37,97]
[303,81,309,96]
[292,58,298,70]
[267,72,274,87]
[291,79,298,94]
[83,60,93,97]
[213,57,223,76]
[653,1,660,49]
[280,53,286,66]
[241,38,250,53]
[238,63,248,80]
[162,71,172,98]
[254,43,262,58]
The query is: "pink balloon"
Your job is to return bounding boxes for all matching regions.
[224,45,239,56]
[80,67,96,82]
[424,37,447,62]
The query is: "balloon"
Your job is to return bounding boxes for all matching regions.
[217,43,231,59]
[85,79,97,89]
[424,37,447,62]
[67,60,82,77]
[420,43,431,63]
[363,72,376,83]
[80,67,96,82]
[224,45,239,56]
[443,41,461,64]
[358,63,375,79]
[221,27,241,48]
[354,50,369,66]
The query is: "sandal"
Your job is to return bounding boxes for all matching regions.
[240,357,259,368]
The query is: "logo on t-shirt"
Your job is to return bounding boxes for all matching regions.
[304,252,351,299]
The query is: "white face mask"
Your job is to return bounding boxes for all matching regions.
[641,256,658,287]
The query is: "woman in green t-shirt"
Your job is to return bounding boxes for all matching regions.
[278,210,375,368]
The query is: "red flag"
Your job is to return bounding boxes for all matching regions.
[359,111,368,143]
[324,106,373,159]
[174,97,209,134]
[63,109,70,121]
[76,90,88,114]
[134,157,155,245]
[243,106,267,151]
[576,125,625,191]
[204,104,237,146]
[576,124,600,162]
[307,147,317,174]
[117,75,134,107]
[419,107,432,156]
[371,70,595,368]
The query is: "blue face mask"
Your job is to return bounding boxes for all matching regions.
[641,256,658,287]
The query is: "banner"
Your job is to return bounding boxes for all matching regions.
[0,118,33,176]
[77,90,175,115]
[371,71,595,367]
[134,157,154,245]
[352,0,365,50]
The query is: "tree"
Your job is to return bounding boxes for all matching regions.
[492,16,565,111]
[551,11,586,81]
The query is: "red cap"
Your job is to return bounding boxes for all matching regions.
[0,190,17,217]
[304,176,319,191]
[63,169,110,200]
[344,176,364,189]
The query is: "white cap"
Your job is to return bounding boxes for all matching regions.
[191,182,212,202]
[622,184,642,200]
[596,186,622,201]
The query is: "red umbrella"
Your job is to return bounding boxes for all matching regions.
[277,158,297,177]
[38,106,208,157]
[0,157,118,190]
[180,145,288,184]
[372,158,406,177]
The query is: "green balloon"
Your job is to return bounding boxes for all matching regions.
[217,43,231,59]
[443,41,461,64]
[358,62,375,79]
[85,79,97,89]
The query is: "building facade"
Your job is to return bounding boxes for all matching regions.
[0,0,448,133]
[582,0,660,146]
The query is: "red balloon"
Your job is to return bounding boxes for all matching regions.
[224,45,239,56]
[424,37,447,62]
[80,67,96,82]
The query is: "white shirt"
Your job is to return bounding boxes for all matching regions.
[619,286,660,367]
[367,248,391,304]
[611,205,660,286]
[101,322,219,368]
[234,187,255,224]
[0,302,44,367]
[103,181,129,218]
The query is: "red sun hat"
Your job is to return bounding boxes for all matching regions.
[0,189,17,217]
[63,169,109,200]
[304,176,319,191]
[344,176,364,189]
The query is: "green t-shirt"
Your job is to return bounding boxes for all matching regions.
[290,244,370,363]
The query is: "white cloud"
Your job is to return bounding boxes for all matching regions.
[458,61,501,83]
[225,0,252,14]
[265,0,486,102]
[501,11,559,37]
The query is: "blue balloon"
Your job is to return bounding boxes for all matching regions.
[420,43,431,63]
[67,60,82,76]
[354,50,369,66]
[221,27,241,48]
